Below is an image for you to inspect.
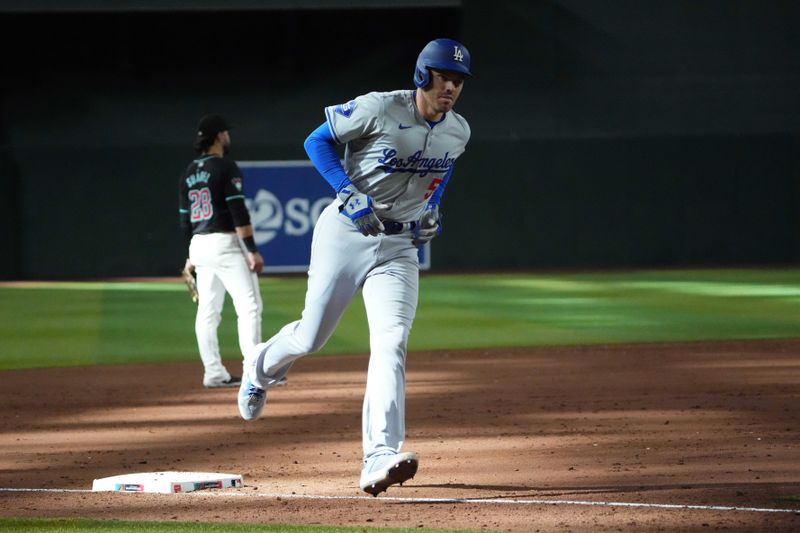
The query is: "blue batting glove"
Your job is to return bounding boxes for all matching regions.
[412,204,442,246]
[337,187,386,236]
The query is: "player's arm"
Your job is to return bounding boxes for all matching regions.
[178,177,194,271]
[224,162,264,272]
[304,122,385,236]
[304,122,352,193]
[234,224,263,272]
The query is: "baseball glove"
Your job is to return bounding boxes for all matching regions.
[181,267,199,304]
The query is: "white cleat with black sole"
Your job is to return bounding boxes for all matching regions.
[359,452,418,497]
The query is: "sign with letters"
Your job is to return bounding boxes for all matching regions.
[239,161,430,273]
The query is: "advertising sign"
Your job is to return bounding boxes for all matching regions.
[240,161,430,273]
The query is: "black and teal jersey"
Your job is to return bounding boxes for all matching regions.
[178,155,251,238]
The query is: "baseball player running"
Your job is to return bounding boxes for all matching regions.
[178,114,264,389]
[237,38,472,496]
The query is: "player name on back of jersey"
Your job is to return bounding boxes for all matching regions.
[185,170,211,187]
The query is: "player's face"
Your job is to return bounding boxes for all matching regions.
[422,69,466,115]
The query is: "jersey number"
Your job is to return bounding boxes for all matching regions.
[424,178,443,200]
[189,188,213,222]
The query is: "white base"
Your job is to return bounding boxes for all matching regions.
[91,471,243,493]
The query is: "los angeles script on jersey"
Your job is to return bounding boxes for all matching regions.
[377,149,455,177]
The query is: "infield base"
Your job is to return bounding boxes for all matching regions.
[91,471,243,493]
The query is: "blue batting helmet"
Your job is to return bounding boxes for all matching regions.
[413,38,472,88]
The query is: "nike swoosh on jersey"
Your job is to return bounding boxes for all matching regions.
[398,124,412,129]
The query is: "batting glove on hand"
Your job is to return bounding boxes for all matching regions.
[338,186,387,236]
[412,205,442,246]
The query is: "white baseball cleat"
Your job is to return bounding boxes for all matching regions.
[359,452,418,497]
[237,376,267,421]
[204,375,241,389]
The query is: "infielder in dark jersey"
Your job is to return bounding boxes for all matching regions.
[178,114,264,388]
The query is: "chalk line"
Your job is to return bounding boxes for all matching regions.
[1,487,798,514]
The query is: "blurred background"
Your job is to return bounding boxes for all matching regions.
[0,0,798,279]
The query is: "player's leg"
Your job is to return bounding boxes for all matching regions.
[358,247,420,495]
[249,202,369,388]
[236,271,263,358]
[240,202,370,421]
[360,253,419,459]
[214,235,263,359]
[193,266,231,385]
[191,233,234,386]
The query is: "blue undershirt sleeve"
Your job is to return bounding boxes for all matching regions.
[428,165,454,207]
[303,122,352,193]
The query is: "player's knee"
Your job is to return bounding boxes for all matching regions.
[296,335,326,355]
[235,300,260,318]
[196,311,222,327]
[370,326,410,356]
[283,321,328,354]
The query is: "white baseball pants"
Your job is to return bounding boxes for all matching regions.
[190,232,262,385]
[250,201,419,460]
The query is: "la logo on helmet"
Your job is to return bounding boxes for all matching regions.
[453,46,464,62]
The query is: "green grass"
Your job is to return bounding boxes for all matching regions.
[1,269,799,370]
[0,518,483,533]
[2,269,799,532]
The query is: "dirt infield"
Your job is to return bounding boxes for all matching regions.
[1,340,799,531]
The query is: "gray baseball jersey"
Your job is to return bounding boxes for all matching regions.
[324,89,470,222]
[244,86,471,493]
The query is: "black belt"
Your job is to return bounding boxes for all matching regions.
[382,220,417,235]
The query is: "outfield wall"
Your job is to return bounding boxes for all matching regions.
[1,1,798,278]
